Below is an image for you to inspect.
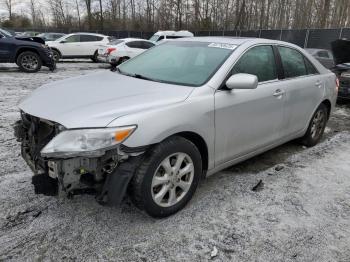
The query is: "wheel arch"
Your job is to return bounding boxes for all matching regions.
[321,99,332,120]
[168,131,209,177]
[50,47,61,56]
[15,47,40,61]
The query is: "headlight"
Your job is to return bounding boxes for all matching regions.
[41,125,136,158]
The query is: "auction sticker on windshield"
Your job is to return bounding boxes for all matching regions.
[208,43,237,50]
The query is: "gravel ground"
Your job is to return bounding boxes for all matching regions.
[0,62,350,262]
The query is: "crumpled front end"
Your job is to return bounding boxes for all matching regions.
[14,112,144,203]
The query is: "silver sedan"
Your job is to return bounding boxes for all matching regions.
[16,37,338,217]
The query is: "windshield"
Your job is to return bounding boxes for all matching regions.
[149,35,159,42]
[0,28,12,37]
[118,41,236,86]
[55,35,68,42]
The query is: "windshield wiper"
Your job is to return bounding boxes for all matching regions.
[115,68,165,83]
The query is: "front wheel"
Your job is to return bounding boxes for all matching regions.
[129,136,202,217]
[51,49,60,62]
[301,103,328,147]
[17,51,42,73]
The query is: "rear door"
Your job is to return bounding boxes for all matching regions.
[277,46,324,137]
[80,35,104,56]
[214,45,285,165]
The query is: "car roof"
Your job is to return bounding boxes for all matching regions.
[120,38,152,42]
[172,36,307,48]
[173,36,266,45]
[154,30,194,37]
[68,32,107,37]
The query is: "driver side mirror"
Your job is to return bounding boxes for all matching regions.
[60,40,67,44]
[225,73,258,90]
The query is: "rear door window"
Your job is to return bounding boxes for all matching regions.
[126,41,139,48]
[140,41,155,49]
[80,35,103,42]
[232,45,277,82]
[278,46,307,78]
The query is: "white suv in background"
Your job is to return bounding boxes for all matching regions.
[97,38,155,65]
[47,33,111,62]
[149,30,194,43]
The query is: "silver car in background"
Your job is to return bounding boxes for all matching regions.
[305,48,335,69]
[15,37,338,217]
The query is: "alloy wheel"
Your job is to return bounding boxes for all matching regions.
[21,55,39,71]
[151,152,194,207]
[310,110,326,139]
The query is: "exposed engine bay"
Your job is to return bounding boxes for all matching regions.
[13,112,144,204]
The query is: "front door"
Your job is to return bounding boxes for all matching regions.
[58,35,81,56]
[214,45,285,165]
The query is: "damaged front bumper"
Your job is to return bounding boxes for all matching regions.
[14,112,145,204]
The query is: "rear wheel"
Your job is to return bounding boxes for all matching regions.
[17,51,42,73]
[129,136,202,217]
[301,103,328,147]
[91,50,98,62]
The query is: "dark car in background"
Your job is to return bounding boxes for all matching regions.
[305,48,335,69]
[0,28,55,72]
[331,39,350,99]
[37,33,66,42]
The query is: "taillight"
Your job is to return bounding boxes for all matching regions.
[336,77,339,93]
[106,47,116,55]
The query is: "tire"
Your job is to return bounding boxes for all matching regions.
[118,57,129,65]
[91,50,98,62]
[301,103,328,147]
[129,136,202,217]
[51,49,60,62]
[17,51,42,73]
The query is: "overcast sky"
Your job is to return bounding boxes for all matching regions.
[0,0,29,17]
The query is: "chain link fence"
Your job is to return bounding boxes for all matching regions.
[11,27,350,50]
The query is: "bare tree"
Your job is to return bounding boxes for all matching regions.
[3,0,15,20]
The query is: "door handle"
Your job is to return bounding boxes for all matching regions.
[273,89,285,97]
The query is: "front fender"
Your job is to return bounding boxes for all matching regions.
[108,87,216,169]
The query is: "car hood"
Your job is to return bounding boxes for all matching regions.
[331,39,350,65]
[19,71,194,128]
[15,36,45,44]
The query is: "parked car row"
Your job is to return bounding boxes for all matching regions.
[1,27,349,101]
[0,29,194,72]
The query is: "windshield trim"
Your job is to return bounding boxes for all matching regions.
[117,41,236,87]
